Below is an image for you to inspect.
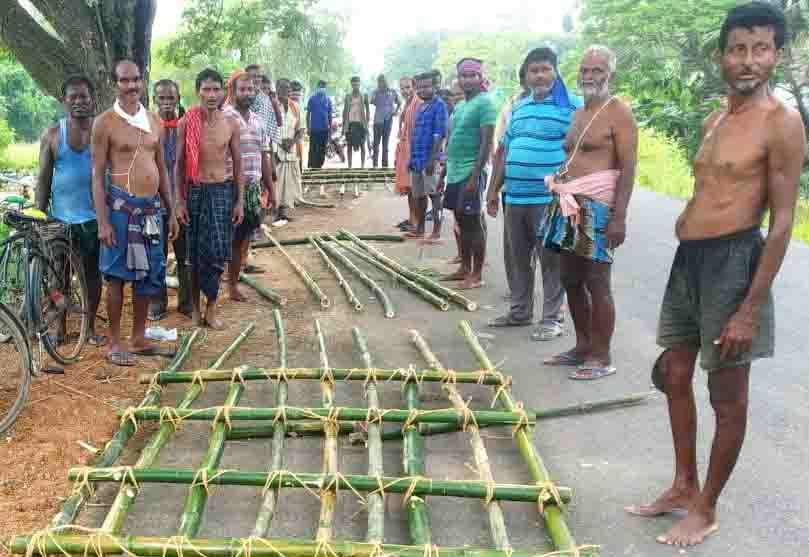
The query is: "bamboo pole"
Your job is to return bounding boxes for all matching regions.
[458,321,576,552]
[228,422,356,440]
[252,233,404,250]
[325,234,449,311]
[67,469,571,503]
[238,274,287,306]
[123,406,535,427]
[317,237,395,318]
[261,226,330,309]
[310,237,363,312]
[296,198,337,209]
[140,367,511,386]
[340,229,478,312]
[351,328,384,543]
[409,330,510,550]
[252,310,288,536]
[8,534,599,557]
[314,320,338,542]
[50,330,202,528]
[101,326,255,534]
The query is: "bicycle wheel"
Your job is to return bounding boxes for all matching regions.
[0,235,28,342]
[31,238,89,365]
[0,301,33,434]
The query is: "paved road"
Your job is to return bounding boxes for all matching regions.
[98,188,808,556]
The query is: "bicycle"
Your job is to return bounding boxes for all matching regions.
[0,299,34,433]
[0,205,90,366]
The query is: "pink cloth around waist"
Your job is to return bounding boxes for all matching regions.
[545,169,621,225]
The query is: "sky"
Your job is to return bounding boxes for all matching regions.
[153,0,575,74]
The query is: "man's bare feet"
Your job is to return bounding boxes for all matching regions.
[625,487,697,517]
[229,286,248,302]
[439,270,467,282]
[405,231,425,240]
[204,304,225,330]
[447,255,462,264]
[192,310,205,327]
[457,277,484,290]
[656,506,719,546]
[420,237,444,245]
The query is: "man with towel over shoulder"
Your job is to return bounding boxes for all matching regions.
[541,45,638,380]
[92,59,179,367]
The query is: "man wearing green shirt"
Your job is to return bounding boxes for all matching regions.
[441,58,496,290]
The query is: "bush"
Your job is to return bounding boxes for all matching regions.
[635,127,693,200]
[0,142,38,172]
[0,118,13,159]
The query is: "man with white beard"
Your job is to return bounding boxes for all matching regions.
[541,45,638,380]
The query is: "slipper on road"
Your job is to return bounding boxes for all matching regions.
[87,334,108,347]
[107,351,135,367]
[544,351,585,366]
[569,364,616,381]
[132,346,176,359]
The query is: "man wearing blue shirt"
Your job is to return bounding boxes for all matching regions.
[487,47,581,340]
[306,80,332,169]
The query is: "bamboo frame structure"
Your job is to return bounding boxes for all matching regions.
[309,237,363,312]
[261,226,330,308]
[12,320,602,557]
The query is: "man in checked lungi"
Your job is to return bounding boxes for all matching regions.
[175,68,244,330]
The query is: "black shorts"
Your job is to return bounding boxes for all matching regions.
[443,171,488,215]
[657,228,774,371]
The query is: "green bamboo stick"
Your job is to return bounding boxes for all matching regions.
[409,330,510,551]
[228,422,356,440]
[101,326,255,534]
[315,320,337,542]
[340,229,478,312]
[325,234,449,311]
[351,328,384,543]
[122,406,535,427]
[7,534,599,557]
[261,226,330,309]
[252,310,288,537]
[310,237,363,312]
[67,469,572,503]
[317,237,395,318]
[238,273,287,306]
[140,367,510,386]
[50,329,201,528]
[458,321,576,552]
[252,233,404,250]
[296,197,337,208]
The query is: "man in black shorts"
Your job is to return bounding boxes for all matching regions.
[343,76,370,169]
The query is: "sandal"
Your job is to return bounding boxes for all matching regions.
[544,350,586,366]
[132,346,176,358]
[488,315,531,328]
[243,264,265,274]
[88,334,108,347]
[107,351,135,367]
[569,364,617,381]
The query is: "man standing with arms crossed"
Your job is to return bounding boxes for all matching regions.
[92,60,178,366]
[626,3,806,546]
[541,45,638,379]
[175,69,243,330]
[371,74,401,168]
[37,75,106,349]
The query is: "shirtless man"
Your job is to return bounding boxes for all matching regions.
[625,3,806,546]
[92,60,178,366]
[175,68,243,330]
[541,46,638,379]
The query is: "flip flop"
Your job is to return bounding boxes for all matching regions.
[107,351,135,367]
[544,351,586,366]
[132,346,176,359]
[569,365,617,381]
[243,264,265,274]
[147,309,168,321]
[88,334,108,347]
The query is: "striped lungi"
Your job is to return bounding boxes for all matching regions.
[188,181,234,301]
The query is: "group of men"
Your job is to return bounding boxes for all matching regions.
[37,61,307,366]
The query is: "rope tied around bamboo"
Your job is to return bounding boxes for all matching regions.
[23,525,140,557]
[190,468,237,496]
[71,466,140,498]
[234,536,288,557]
[535,480,566,514]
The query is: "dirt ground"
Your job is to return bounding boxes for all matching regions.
[0,190,401,551]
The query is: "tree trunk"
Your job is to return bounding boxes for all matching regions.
[0,0,156,108]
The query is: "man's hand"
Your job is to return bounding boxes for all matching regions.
[486,195,500,218]
[606,217,627,248]
[98,221,116,247]
[464,175,478,196]
[717,304,758,361]
[167,214,179,242]
[425,159,436,177]
[281,138,293,153]
[232,200,244,225]
[176,201,189,226]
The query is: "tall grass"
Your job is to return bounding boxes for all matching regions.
[636,127,809,244]
[0,142,39,173]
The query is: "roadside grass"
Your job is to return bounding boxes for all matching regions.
[636,127,809,244]
[0,142,38,173]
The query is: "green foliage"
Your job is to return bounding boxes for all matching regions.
[635,127,694,200]
[0,119,13,158]
[382,32,443,84]
[0,60,62,142]
[0,142,38,173]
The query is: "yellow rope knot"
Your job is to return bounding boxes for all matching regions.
[368,542,385,557]
[191,369,207,392]
[322,472,367,505]
[535,480,565,514]
[71,467,96,497]
[235,536,288,557]
[511,402,532,437]
[459,397,478,432]
[160,535,210,557]
[363,367,380,390]
[160,407,184,430]
[231,365,248,386]
[538,544,600,557]
[190,469,234,495]
[365,407,391,426]
[314,539,339,557]
[120,407,140,432]
[422,543,440,557]
[490,375,514,408]
[212,405,234,431]
[440,369,458,386]
[146,373,164,398]
[273,405,288,427]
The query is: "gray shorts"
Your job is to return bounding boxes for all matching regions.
[657,228,774,371]
[410,168,438,198]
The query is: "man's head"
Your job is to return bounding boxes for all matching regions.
[112,59,143,104]
[377,74,388,90]
[153,79,180,120]
[245,64,263,90]
[717,2,786,97]
[399,76,414,100]
[196,68,224,110]
[317,80,327,92]
[231,73,256,110]
[456,58,484,96]
[520,48,557,99]
[578,45,616,102]
[415,72,437,102]
[290,80,303,103]
[61,75,94,120]
[276,78,291,102]
[261,75,273,97]
[351,76,361,93]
